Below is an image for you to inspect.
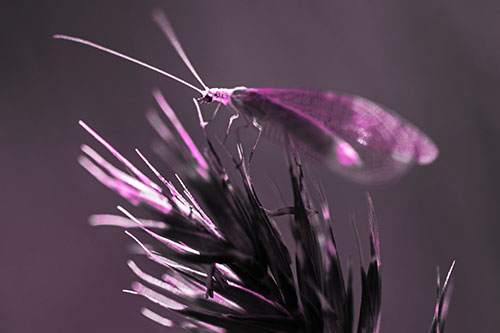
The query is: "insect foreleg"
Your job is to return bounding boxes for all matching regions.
[193,99,221,133]
[193,99,208,132]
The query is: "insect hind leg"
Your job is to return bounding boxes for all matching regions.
[223,111,240,144]
[232,118,262,163]
[249,118,263,163]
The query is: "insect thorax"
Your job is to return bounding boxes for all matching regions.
[198,88,244,105]
[230,88,271,119]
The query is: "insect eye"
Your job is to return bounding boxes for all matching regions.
[196,95,213,104]
[203,95,213,103]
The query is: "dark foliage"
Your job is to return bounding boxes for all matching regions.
[80,92,454,332]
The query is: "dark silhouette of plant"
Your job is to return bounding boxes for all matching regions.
[80,91,454,332]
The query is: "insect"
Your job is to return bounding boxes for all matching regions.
[54,10,438,185]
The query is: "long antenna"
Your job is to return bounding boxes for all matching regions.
[53,34,204,95]
[152,9,209,91]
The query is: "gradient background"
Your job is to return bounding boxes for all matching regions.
[2,0,499,332]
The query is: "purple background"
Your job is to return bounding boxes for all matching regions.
[2,0,499,332]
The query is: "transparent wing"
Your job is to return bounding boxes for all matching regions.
[236,88,438,184]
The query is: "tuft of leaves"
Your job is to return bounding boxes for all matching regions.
[80,91,454,332]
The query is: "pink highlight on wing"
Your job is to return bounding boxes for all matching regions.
[89,214,167,229]
[336,141,360,166]
[79,120,162,192]
[140,308,173,327]
[152,90,209,178]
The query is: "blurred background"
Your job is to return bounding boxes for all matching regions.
[1,0,499,332]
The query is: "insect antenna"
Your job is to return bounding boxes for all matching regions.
[52,34,204,95]
[152,9,209,91]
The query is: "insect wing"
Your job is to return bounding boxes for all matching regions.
[248,88,438,184]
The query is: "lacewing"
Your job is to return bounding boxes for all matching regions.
[54,10,438,184]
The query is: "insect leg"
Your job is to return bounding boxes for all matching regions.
[193,99,208,131]
[193,100,221,133]
[223,111,240,144]
[248,118,263,163]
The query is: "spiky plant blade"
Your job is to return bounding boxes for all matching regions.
[79,90,454,332]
